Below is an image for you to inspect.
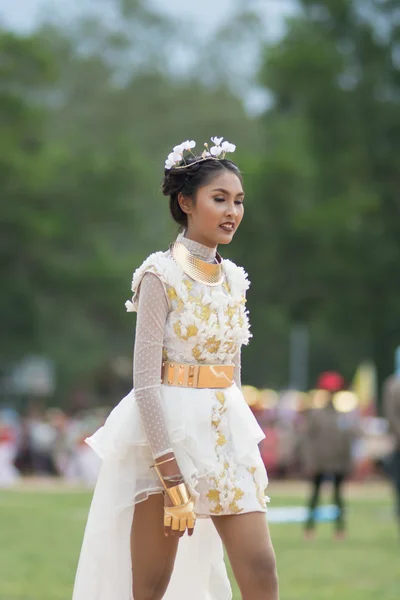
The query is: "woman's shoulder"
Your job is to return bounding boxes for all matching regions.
[222,258,251,296]
[133,248,182,288]
[132,248,169,277]
[125,248,181,312]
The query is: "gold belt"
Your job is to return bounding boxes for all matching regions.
[161,361,234,389]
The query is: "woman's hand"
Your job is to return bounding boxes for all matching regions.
[154,452,196,538]
[164,492,196,538]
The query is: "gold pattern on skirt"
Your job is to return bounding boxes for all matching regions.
[204,390,268,515]
[206,391,245,514]
[248,467,268,509]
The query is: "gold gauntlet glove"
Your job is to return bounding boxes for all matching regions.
[152,458,196,533]
[164,483,196,532]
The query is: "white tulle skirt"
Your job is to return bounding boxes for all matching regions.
[72,383,268,600]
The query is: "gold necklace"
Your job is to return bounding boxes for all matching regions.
[170,240,224,286]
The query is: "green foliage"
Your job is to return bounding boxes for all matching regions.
[0,16,261,401]
[1,0,399,399]
[0,28,146,386]
[245,0,400,388]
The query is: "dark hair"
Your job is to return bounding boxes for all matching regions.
[162,157,243,228]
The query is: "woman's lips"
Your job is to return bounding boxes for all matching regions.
[219,223,235,232]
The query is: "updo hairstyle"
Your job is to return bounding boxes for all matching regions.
[162,157,242,228]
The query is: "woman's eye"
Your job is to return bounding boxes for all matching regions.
[213,197,244,205]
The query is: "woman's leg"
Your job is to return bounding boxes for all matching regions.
[131,493,179,600]
[212,512,279,600]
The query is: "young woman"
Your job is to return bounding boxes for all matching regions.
[73,137,279,600]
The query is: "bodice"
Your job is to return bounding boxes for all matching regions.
[126,248,251,365]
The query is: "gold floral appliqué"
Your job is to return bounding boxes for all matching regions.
[205,391,245,515]
[248,466,268,509]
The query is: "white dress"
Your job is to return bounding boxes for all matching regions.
[73,234,269,600]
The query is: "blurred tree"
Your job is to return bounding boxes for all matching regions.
[0,30,56,359]
[36,12,263,248]
[0,12,264,402]
[10,0,398,399]
[245,0,400,389]
[0,29,145,394]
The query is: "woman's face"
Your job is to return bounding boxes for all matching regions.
[180,169,245,248]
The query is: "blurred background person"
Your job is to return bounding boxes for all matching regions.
[302,371,358,540]
[63,409,103,487]
[26,406,59,476]
[0,409,20,488]
[383,346,400,534]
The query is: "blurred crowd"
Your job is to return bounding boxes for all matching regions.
[244,385,391,483]
[0,405,106,487]
[0,371,393,490]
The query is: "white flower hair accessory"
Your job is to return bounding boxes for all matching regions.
[164,136,236,170]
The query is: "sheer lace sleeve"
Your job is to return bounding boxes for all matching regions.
[233,349,241,389]
[133,271,173,459]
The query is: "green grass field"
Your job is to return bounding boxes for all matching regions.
[0,481,398,600]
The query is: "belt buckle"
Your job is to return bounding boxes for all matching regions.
[211,365,233,388]
[196,365,230,388]
[163,362,197,387]
[188,364,198,387]
[162,362,232,388]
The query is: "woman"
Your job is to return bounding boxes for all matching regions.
[73,137,279,600]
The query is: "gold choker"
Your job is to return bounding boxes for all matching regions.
[170,241,224,286]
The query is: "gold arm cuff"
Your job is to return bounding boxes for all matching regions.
[153,466,187,498]
[165,483,191,506]
[151,456,175,468]
[153,464,169,492]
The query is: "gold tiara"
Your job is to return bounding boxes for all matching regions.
[165,136,236,171]
[171,156,218,170]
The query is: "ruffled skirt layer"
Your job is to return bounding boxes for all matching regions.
[73,384,268,600]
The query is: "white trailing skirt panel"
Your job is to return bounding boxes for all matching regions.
[73,383,268,600]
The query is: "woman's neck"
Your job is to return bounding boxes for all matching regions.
[177,232,217,263]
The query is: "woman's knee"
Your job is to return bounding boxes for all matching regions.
[243,550,279,590]
[132,565,173,600]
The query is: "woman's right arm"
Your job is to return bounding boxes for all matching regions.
[133,271,183,486]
